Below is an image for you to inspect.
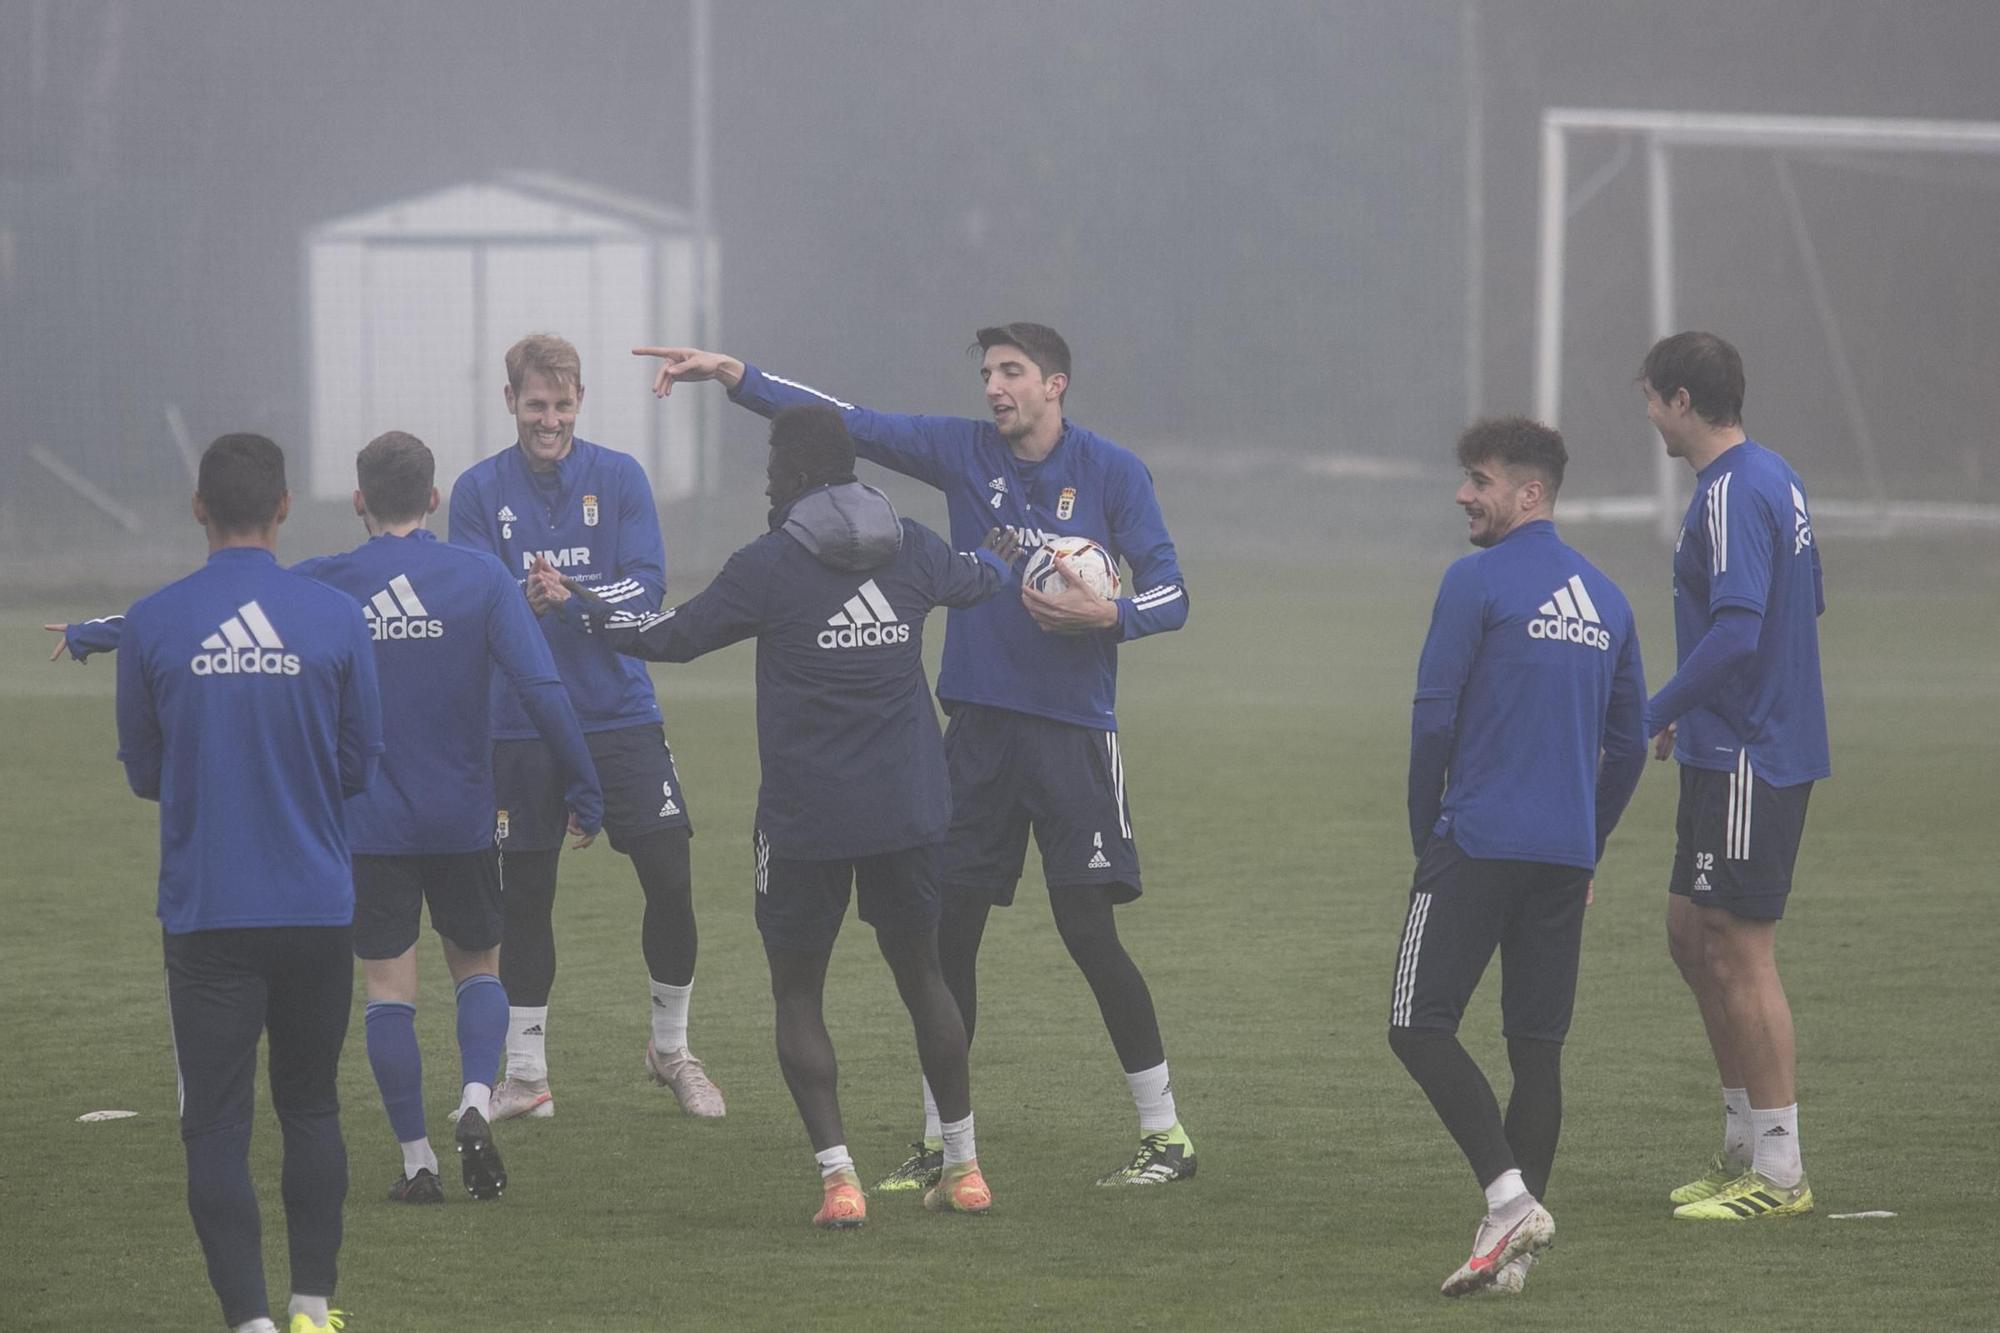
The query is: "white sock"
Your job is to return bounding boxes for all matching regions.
[235,1320,279,1333]
[458,1081,492,1124]
[506,1006,549,1082]
[1722,1086,1752,1165]
[649,980,692,1053]
[288,1295,330,1325]
[1126,1060,1177,1134]
[399,1137,438,1179]
[940,1113,977,1168]
[815,1144,855,1180]
[1750,1103,1803,1187]
[921,1077,942,1145]
[1484,1167,1528,1213]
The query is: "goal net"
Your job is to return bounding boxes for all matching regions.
[1532,109,2000,538]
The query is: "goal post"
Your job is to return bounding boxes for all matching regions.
[1533,108,2000,538]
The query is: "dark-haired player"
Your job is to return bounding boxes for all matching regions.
[537,405,1013,1227]
[632,326,1196,1188]
[55,431,603,1206]
[1640,332,1828,1221]
[116,434,380,1333]
[1393,418,1646,1295]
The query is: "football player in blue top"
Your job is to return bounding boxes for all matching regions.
[54,432,604,1211]
[1394,418,1647,1296]
[633,326,1197,1189]
[537,405,1013,1228]
[448,334,724,1121]
[116,433,380,1333]
[1639,333,1828,1222]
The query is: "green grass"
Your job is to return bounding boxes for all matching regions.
[3,540,1998,1330]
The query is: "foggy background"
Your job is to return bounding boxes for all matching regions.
[4,0,1997,580]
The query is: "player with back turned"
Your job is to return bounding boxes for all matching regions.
[1639,332,1828,1222]
[1391,418,1647,1296]
[538,405,1015,1228]
[115,434,380,1333]
[54,432,605,1207]
[635,326,1198,1189]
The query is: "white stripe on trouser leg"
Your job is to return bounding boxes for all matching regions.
[163,969,186,1119]
[754,830,770,894]
[1391,892,1433,1027]
[1732,753,1754,861]
[1106,733,1132,840]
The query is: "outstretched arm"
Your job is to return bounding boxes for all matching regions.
[633,346,982,490]
[555,543,768,664]
[47,615,125,663]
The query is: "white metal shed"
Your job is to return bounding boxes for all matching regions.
[305,171,719,501]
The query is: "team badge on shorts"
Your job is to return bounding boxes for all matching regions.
[495,809,510,841]
[1057,486,1077,520]
[582,494,599,526]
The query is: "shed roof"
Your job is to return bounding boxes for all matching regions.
[311,171,697,242]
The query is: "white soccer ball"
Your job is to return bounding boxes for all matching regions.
[1023,535,1121,599]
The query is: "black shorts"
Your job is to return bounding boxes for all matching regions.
[938,704,1140,906]
[1669,759,1813,921]
[754,831,940,954]
[351,850,502,959]
[1388,835,1590,1043]
[494,722,691,854]
[164,925,353,1140]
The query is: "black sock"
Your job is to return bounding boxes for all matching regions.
[1389,1026,1516,1190]
[498,849,560,1007]
[1053,887,1166,1073]
[1504,1036,1564,1201]
[628,828,696,986]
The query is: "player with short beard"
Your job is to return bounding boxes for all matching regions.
[633,325,1197,1189]
[1394,418,1647,1296]
[1639,332,1829,1222]
[448,334,725,1122]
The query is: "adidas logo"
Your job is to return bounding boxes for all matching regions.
[521,1024,544,1037]
[988,476,1008,510]
[817,579,910,649]
[1692,872,1712,892]
[658,799,681,817]
[1087,850,1111,869]
[1790,483,1814,555]
[498,506,518,522]
[364,573,444,641]
[191,601,301,676]
[1763,1125,1790,1137]
[1528,574,1610,651]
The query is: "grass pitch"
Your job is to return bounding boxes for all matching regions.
[3,538,1998,1330]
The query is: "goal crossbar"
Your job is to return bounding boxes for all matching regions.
[1533,108,2000,536]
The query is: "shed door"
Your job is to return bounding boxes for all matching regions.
[363,244,479,486]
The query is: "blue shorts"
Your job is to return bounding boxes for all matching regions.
[1670,760,1813,921]
[494,723,691,854]
[753,832,940,953]
[351,849,502,959]
[938,704,1141,906]
[1388,835,1589,1043]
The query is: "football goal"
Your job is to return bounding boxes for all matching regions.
[1533,109,2000,538]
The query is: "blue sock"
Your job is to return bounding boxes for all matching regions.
[364,1000,425,1143]
[456,973,509,1092]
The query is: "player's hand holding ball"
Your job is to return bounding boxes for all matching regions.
[1021,538,1121,635]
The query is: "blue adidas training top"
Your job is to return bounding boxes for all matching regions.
[448,437,667,738]
[73,532,602,855]
[116,548,382,933]
[1658,440,1830,788]
[728,364,1188,731]
[1409,521,1648,870]
[292,530,602,853]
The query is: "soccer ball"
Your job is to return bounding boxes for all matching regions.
[1023,535,1121,599]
